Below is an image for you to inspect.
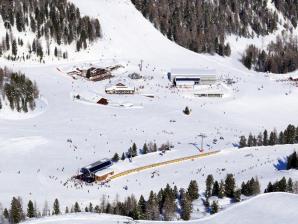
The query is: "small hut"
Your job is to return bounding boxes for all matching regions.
[97,98,109,105]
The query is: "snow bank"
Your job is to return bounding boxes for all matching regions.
[22,214,133,224]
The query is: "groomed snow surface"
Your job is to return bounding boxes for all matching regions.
[23,193,298,224]
[0,0,298,223]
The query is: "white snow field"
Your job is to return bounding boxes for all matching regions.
[22,193,298,224]
[22,214,134,224]
[0,0,298,221]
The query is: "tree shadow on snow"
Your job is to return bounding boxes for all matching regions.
[274,157,287,171]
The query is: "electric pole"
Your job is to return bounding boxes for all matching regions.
[198,133,207,152]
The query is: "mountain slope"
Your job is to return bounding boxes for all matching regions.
[131,0,298,57]
[0,0,101,62]
[0,0,298,222]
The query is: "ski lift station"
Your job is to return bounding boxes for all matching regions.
[168,68,217,88]
[78,158,114,183]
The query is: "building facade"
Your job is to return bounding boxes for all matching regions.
[105,83,135,94]
[169,69,217,88]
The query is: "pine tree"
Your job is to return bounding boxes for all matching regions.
[138,195,146,219]
[278,131,284,144]
[187,180,199,201]
[145,191,159,220]
[224,174,236,198]
[265,182,274,193]
[210,201,219,214]
[183,106,191,115]
[143,143,148,154]
[239,136,247,148]
[76,40,82,52]
[54,47,58,57]
[224,43,231,56]
[16,11,24,32]
[284,124,296,144]
[157,188,164,212]
[65,206,69,214]
[173,186,178,199]
[278,177,287,192]
[94,205,100,213]
[295,127,298,143]
[257,133,263,146]
[205,175,214,198]
[132,143,138,157]
[247,134,254,147]
[287,178,293,192]
[105,203,112,214]
[10,197,24,224]
[263,130,268,146]
[180,192,192,220]
[3,208,9,219]
[74,202,81,213]
[252,177,261,195]
[6,32,10,50]
[130,207,140,220]
[89,203,93,213]
[121,152,126,161]
[36,41,44,59]
[112,153,119,162]
[218,181,225,198]
[269,131,277,146]
[162,194,176,221]
[53,199,60,215]
[12,39,18,56]
[287,151,298,170]
[127,147,133,159]
[212,181,220,196]
[233,189,241,202]
[32,40,36,53]
[27,200,35,218]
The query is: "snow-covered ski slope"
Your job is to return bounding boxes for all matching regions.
[23,193,298,224]
[0,0,298,214]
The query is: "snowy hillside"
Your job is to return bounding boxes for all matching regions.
[22,193,298,224]
[0,0,101,62]
[0,0,298,223]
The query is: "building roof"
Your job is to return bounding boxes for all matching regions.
[171,68,216,76]
[106,83,135,91]
[175,77,202,81]
[116,83,126,87]
[97,98,109,105]
[84,158,111,170]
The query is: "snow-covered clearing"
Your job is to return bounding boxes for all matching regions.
[0,0,297,222]
[22,214,133,224]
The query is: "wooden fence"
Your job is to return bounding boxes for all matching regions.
[109,151,220,181]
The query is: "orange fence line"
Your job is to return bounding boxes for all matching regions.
[110,151,220,180]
